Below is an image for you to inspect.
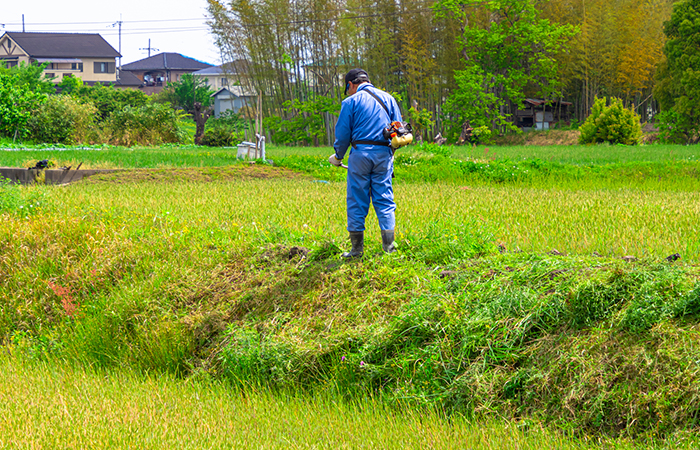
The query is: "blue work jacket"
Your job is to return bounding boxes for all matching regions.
[333,83,402,160]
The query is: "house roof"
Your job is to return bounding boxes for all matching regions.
[121,53,212,71]
[211,86,256,98]
[2,32,120,58]
[193,60,249,76]
[115,70,144,86]
[524,98,572,107]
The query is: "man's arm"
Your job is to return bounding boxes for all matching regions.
[333,102,353,160]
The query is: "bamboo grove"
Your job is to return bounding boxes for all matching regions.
[206,0,674,145]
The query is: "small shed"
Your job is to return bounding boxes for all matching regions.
[514,98,572,130]
[211,86,257,117]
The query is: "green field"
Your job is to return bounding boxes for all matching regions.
[2,142,700,447]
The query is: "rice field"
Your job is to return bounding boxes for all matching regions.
[3,142,700,447]
[0,355,661,449]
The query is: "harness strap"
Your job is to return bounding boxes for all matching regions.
[351,87,393,149]
[351,139,391,149]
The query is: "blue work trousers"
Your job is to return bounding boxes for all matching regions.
[346,147,395,232]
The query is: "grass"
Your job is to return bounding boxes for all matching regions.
[0,354,656,449]
[3,142,700,442]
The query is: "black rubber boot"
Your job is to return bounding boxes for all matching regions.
[342,231,364,258]
[381,229,397,253]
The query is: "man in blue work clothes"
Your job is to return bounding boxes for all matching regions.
[329,68,402,258]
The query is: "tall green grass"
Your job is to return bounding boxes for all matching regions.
[3,144,700,441]
[0,354,656,449]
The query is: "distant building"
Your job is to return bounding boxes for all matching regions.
[192,60,250,91]
[0,31,120,85]
[121,52,213,94]
[211,86,257,117]
[514,98,573,130]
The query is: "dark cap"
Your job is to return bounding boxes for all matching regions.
[344,68,370,94]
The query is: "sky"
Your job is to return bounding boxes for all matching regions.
[1,0,222,66]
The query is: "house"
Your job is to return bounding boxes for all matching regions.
[120,53,212,94]
[192,60,250,91]
[0,32,120,84]
[211,86,257,117]
[513,98,573,130]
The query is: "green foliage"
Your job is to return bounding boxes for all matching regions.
[437,0,576,136]
[105,103,188,146]
[654,0,700,143]
[472,125,492,144]
[57,76,84,95]
[69,83,151,121]
[0,72,47,139]
[406,107,434,141]
[264,96,340,146]
[26,95,99,145]
[578,97,642,145]
[201,110,247,147]
[0,61,55,94]
[0,179,51,216]
[200,127,240,147]
[159,74,214,114]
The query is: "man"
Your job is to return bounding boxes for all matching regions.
[329,68,402,258]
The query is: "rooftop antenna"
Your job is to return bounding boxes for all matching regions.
[139,39,158,58]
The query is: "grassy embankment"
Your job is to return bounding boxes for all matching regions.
[1,141,700,445]
[1,355,631,449]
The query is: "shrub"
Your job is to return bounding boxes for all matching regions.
[70,83,151,121]
[26,95,98,144]
[105,103,188,146]
[201,111,246,147]
[579,97,642,145]
[200,127,240,147]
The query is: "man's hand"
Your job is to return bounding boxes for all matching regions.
[329,154,343,167]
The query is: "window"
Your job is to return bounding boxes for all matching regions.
[94,62,115,74]
[71,63,83,71]
[221,78,228,86]
[63,73,72,79]
[45,73,55,78]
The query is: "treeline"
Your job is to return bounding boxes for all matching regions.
[207,0,673,144]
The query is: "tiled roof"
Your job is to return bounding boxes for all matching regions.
[3,32,120,58]
[115,70,144,86]
[121,53,212,71]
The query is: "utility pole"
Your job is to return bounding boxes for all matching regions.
[139,39,158,58]
[22,14,25,32]
[111,15,123,80]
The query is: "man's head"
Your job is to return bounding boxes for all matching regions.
[344,68,370,95]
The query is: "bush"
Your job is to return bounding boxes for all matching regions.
[201,111,246,147]
[26,95,98,144]
[579,97,642,145]
[70,83,151,121]
[105,103,188,146]
[200,127,241,147]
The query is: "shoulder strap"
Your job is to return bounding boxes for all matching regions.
[363,88,391,119]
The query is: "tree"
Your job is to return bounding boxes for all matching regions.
[654,0,700,143]
[0,61,55,95]
[436,0,576,139]
[159,73,215,115]
[0,72,47,140]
